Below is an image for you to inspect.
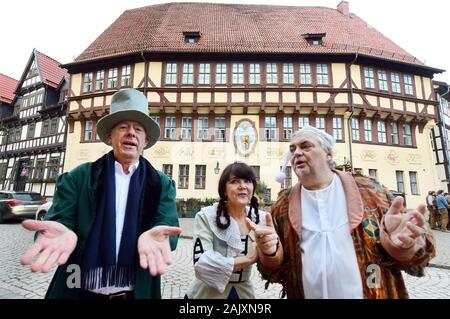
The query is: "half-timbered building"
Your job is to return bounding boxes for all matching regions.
[0,49,68,197]
[62,2,443,207]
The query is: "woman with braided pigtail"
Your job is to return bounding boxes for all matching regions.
[186,162,271,299]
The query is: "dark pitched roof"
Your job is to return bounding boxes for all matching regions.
[34,50,68,89]
[0,74,18,104]
[73,2,425,68]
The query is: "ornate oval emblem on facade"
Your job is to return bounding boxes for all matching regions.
[360,150,377,161]
[406,154,422,165]
[233,119,257,157]
[386,150,400,165]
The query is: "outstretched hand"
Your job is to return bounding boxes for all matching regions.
[20,220,78,272]
[246,213,279,256]
[138,225,182,276]
[384,196,427,250]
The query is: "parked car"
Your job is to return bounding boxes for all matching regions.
[35,201,53,221]
[0,191,47,222]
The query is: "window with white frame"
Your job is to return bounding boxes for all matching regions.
[162,164,173,179]
[265,116,276,140]
[121,65,131,86]
[182,63,194,84]
[364,119,372,142]
[232,63,244,84]
[409,171,418,195]
[404,75,413,95]
[316,64,329,85]
[391,122,399,144]
[107,68,118,88]
[284,116,293,140]
[251,166,260,182]
[216,64,227,85]
[164,116,176,139]
[391,72,401,93]
[197,117,209,139]
[281,166,292,189]
[249,64,260,84]
[198,63,210,85]
[47,157,60,180]
[403,123,412,145]
[364,67,375,89]
[84,120,93,141]
[377,120,387,143]
[266,63,278,84]
[181,117,192,140]
[178,165,189,189]
[378,70,388,91]
[151,115,160,126]
[298,116,309,129]
[396,170,404,193]
[316,116,325,131]
[299,64,312,85]
[83,73,93,93]
[214,116,226,140]
[351,118,360,141]
[283,63,294,84]
[95,71,104,90]
[195,165,206,189]
[165,63,177,85]
[368,169,377,180]
[332,117,343,140]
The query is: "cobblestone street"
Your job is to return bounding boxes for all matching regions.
[1,221,450,299]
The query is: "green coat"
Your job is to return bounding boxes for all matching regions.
[43,154,179,299]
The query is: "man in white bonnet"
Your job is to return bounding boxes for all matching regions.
[257,125,435,299]
[20,88,181,299]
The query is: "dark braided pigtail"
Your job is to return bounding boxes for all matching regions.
[216,197,231,229]
[247,195,260,224]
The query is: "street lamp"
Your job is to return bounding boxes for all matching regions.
[214,161,220,174]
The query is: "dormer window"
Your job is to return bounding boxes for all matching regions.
[183,31,202,44]
[303,33,326,46]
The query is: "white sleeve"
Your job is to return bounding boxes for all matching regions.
[192,211,234,293]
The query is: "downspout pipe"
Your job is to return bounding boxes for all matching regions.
[347,53,358,172]
[141,50,148,95]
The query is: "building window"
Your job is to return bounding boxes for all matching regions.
[249,64,260,85]
[198,63,210,85]
[95,70,104,90]
[284,116,293,140]
[298,116,309,129]
[377,121,386,143]
[283,63,294,84]
[232,63,244,84]
[34,159,45,180]
[378,70,388,91]
[332,117,343,140]
[182,63,194,84]
[281,166,292,189]
[0,163,7,183]
[197,117,209,140]
[49,118,58,135]
[27,123,36,139]
[351,118,360,141]
[364,119,372,142]
[251,166,260,182]
[214,116,226,140]
[396,170,404,193]
[164,116,176,139]
[316,116,325,132]
[363,67,375,89]
[121,65,131,86]
[47,157,60,180]
[266,63,278,84]
[404,75,413,95]
[403,124,412,146]
[216,64,227,85]
[82,73,93,93]
[84,120,93,141]
[391,122,399,145]
[316,64,329,85]
[368,169,377,180]
[163,164,173,179]
[299,64,312,85]
[165,63,177,85]
[409,171,418,195]
[195,165,206,189]
[265,116,276,140]
[391,72,401,93]
[151,115,160,126]
[107,68,118,88]
[181,117,192,140]
[178,165,189,189]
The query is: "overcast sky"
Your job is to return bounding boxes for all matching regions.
[1,0,449,84]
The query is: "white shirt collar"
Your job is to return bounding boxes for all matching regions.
[114,160,139,175]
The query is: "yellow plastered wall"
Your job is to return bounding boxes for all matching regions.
[282,92,296,103]
[93,97,103,107]
[148,62,162,87]
[232,93,245,103]
[266,92,278,103]
[351,65,362,89]
[215,93,227,103]
[423,77,432,100]
[392,99,403,111]
[415,76,424,99]
[300,92,313,103]
[335,93,348,104]
[249,92,261,103]
[332,63,347,88]
[181,93,194,103]
[71,74,82,96]
[317,93,330,104]
[197,93,211,103]
[134,62,145,88]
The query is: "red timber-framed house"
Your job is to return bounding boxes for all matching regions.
[62,1,443,208]
[0,49,68,198]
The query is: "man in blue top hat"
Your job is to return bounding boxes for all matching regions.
[20,88,181,299]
